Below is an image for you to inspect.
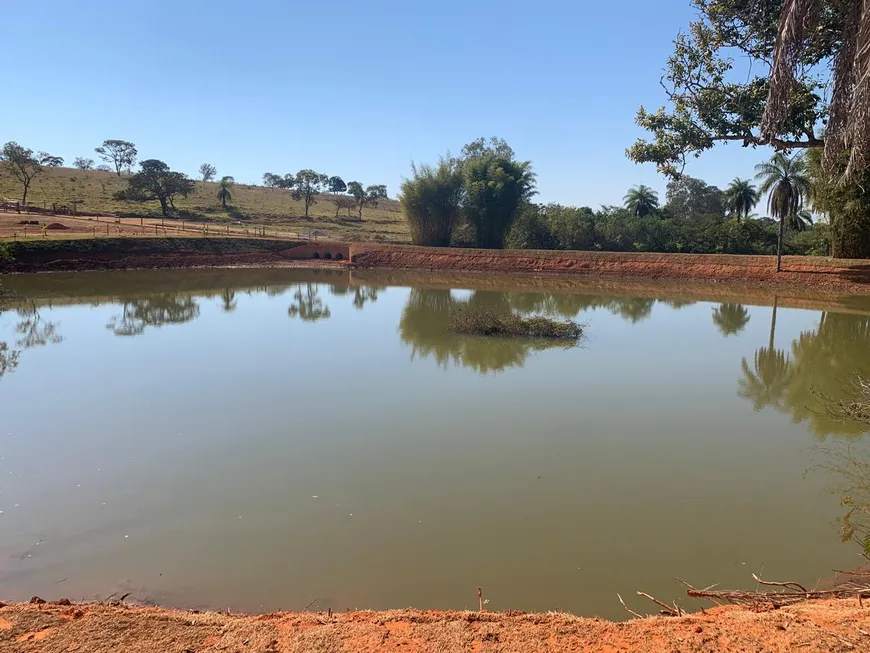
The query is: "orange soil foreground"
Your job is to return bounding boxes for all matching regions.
[348,245,870,294]
[1,600,869,653]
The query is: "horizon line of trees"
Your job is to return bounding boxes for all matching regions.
[400,137,829,261]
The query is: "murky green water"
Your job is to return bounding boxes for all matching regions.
[1,268,870,619]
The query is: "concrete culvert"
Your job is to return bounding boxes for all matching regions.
[334,253,344,260]
[311,252,320,259]
[324,252,333,260]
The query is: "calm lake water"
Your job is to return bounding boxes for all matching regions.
[1,268,870,619]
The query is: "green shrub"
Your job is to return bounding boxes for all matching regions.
[400,158,465,246]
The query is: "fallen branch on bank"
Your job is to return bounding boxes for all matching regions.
[619,574,870,619]
[676,577,870,609]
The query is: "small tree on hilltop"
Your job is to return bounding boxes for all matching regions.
[217,176,234,210]
[199,163,217,182]
[327,176,347,194]
[95,140,137,176]
[348,182,387,219]
[0,141,63,205]
[263,172,294,189]
[292,170,328,218]
[115,159,195,218]
[74,156,94,170]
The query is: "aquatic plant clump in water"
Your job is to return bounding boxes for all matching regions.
[449,309,582,340]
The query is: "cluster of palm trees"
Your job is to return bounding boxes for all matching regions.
[623,152,815,270]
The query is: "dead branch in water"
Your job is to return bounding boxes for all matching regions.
[636,591,680,616]
[617,593,643,619]
[677,577,870,608]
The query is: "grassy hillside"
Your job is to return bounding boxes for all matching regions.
[0,166,410,242]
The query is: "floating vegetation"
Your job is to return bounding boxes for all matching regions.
[449,308,582,340]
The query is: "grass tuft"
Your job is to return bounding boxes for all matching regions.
[449,308,582,340]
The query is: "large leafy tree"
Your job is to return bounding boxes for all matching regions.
[623,184,659,217]
[95,139,137,176]
[460,138,536,248]
[291,170,328,218]
[664,175,724,219]
[115,159,196,217]
[755,152,811,271]
[0,142,63,205]
[628,0,869,258]
[327,176,347,194]
[724,178,759,222]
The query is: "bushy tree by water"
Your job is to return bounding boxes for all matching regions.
[461,138,536,248]
[114,159,196,217]
[400,158,465,246]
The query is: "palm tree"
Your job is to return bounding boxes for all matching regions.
[712,303,751,337]
[724,178,759,222]
[754,153,811,272]
[623,185,659,217]
[217,176,234,210]
[787,208,814,233]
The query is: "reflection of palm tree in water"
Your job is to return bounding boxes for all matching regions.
[220,289,237,313]
[712,303,750,337]
[738,298,792,411]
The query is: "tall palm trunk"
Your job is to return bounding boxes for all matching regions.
[776,215,786,272]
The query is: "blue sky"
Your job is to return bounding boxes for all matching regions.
[2,0,776,207]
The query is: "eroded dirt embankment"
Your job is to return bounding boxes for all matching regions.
[349,244,870,293]
[1,600,868,653]
[4,239,870,295]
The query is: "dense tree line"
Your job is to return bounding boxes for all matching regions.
[627,0,870,258]
[401,137,829,258]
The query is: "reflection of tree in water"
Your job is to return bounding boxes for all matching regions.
[0,342,19,380]
[738,300,792,411]
[15,303,63,348]
[288,284,331,321]
[107,295,201,336]
[812,438,870,559]
[712,303,751,337]
[398,289,573,374]
[0,293,15,381]
[785,312,870,437]
[738,301,870,438]
[352,286,383,310]
[220,289,237,313]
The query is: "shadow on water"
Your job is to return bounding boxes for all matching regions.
[738,298,870,438]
